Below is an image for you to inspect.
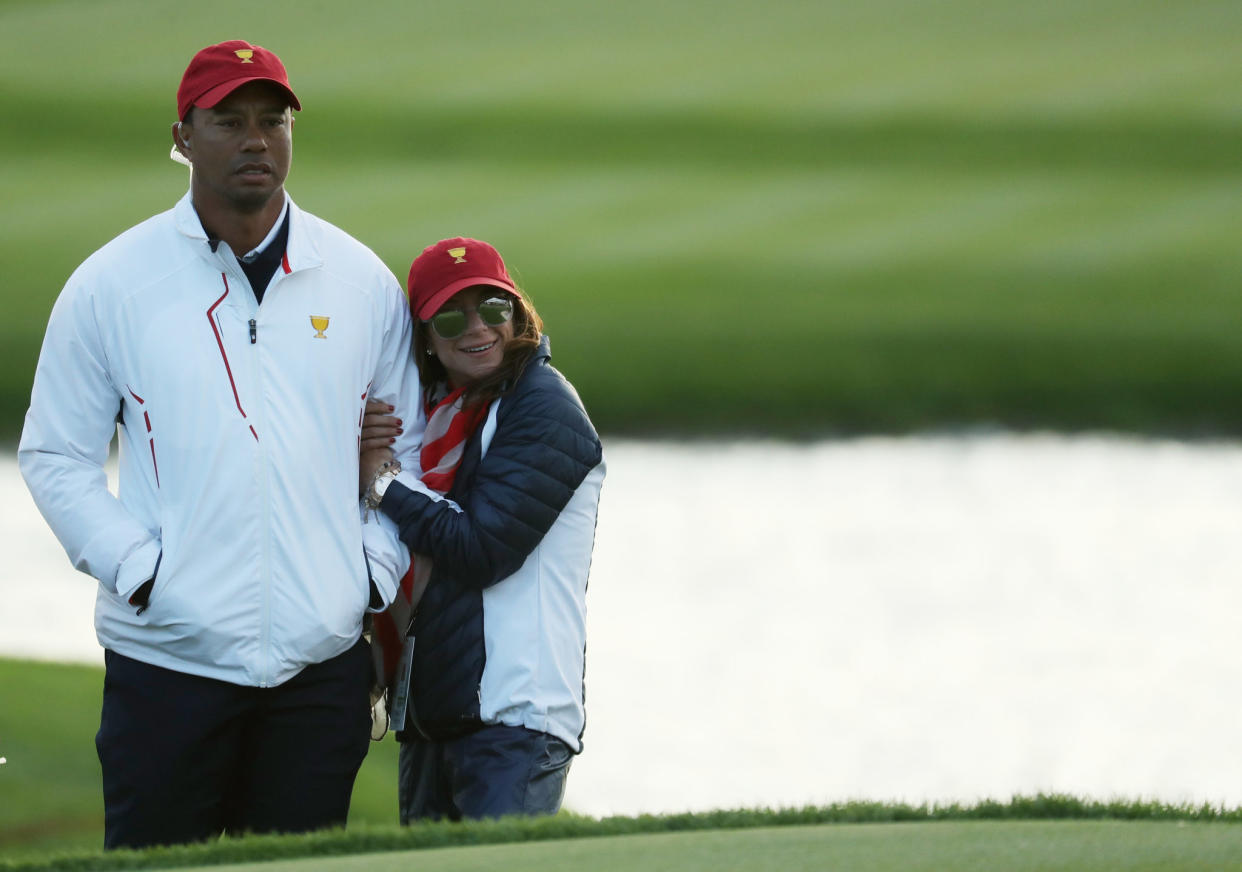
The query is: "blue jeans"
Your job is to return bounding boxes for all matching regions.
[398,723,573,822]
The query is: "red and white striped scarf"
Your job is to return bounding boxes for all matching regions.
[370,386,489,694]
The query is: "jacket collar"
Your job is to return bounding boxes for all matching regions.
[173,191,324,274]
[533,333,551,362]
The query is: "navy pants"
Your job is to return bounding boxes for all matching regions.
[96,638,372,849]
[398,724,573,822]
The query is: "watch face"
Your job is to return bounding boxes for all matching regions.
[370,469,397,505]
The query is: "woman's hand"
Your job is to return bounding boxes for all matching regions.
[360,447,396,497]
[361,399,402,452]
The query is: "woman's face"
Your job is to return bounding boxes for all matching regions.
[426,286,516,388]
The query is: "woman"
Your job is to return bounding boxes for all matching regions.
[359,237,605,822]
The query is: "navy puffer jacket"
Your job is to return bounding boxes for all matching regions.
[380,335,603,744]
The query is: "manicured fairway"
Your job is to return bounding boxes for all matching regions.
[1,0,1240,437]
[103,822,1242,872]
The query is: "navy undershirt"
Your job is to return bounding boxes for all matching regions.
[206,208,291,305]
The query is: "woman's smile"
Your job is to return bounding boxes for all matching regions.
[428,287,515,388]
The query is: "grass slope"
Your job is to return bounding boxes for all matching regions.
[6,813,1242,872]
[1,0,1240,438]
[117,823,1242,872]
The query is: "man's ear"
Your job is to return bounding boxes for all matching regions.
[171,120,192,159]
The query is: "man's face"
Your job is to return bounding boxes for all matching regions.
[179,80,293,214]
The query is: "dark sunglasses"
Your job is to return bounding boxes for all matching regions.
[427,296,514,340]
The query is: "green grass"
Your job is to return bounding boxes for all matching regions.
[0,0,1239,439]
[112,823,1242,872]
[0,660,102,850]
[6,811,1242,872]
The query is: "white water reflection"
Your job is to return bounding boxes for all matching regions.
[3,436,1242,815]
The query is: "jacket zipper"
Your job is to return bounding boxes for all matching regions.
[251,280,275,687]
[224,256,276,687]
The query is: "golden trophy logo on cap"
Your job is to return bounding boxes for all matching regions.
[447,246,467,264]
[234,49,255,63]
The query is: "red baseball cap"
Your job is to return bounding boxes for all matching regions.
[177,40,300,121]
[408,238,518,321]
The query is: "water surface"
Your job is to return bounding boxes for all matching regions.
[4,435,1241,815]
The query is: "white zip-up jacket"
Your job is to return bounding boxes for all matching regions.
[19,193,421,687]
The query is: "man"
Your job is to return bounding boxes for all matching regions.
[18,40,420,848]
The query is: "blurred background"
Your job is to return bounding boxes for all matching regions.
[2,0,1239,437]
[2,0,1241,856]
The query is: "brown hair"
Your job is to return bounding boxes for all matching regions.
[415,287,545,408]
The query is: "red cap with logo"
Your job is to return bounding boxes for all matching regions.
[177,40,300,121]
[407,238,518,321]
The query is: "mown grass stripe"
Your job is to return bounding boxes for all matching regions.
[4,91,1242,174]
[3,796,1241,872]
[2,0,1239,439]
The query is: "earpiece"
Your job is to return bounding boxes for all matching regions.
[169,121,193,167]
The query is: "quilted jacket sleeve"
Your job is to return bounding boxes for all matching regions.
[379,364,602,590]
